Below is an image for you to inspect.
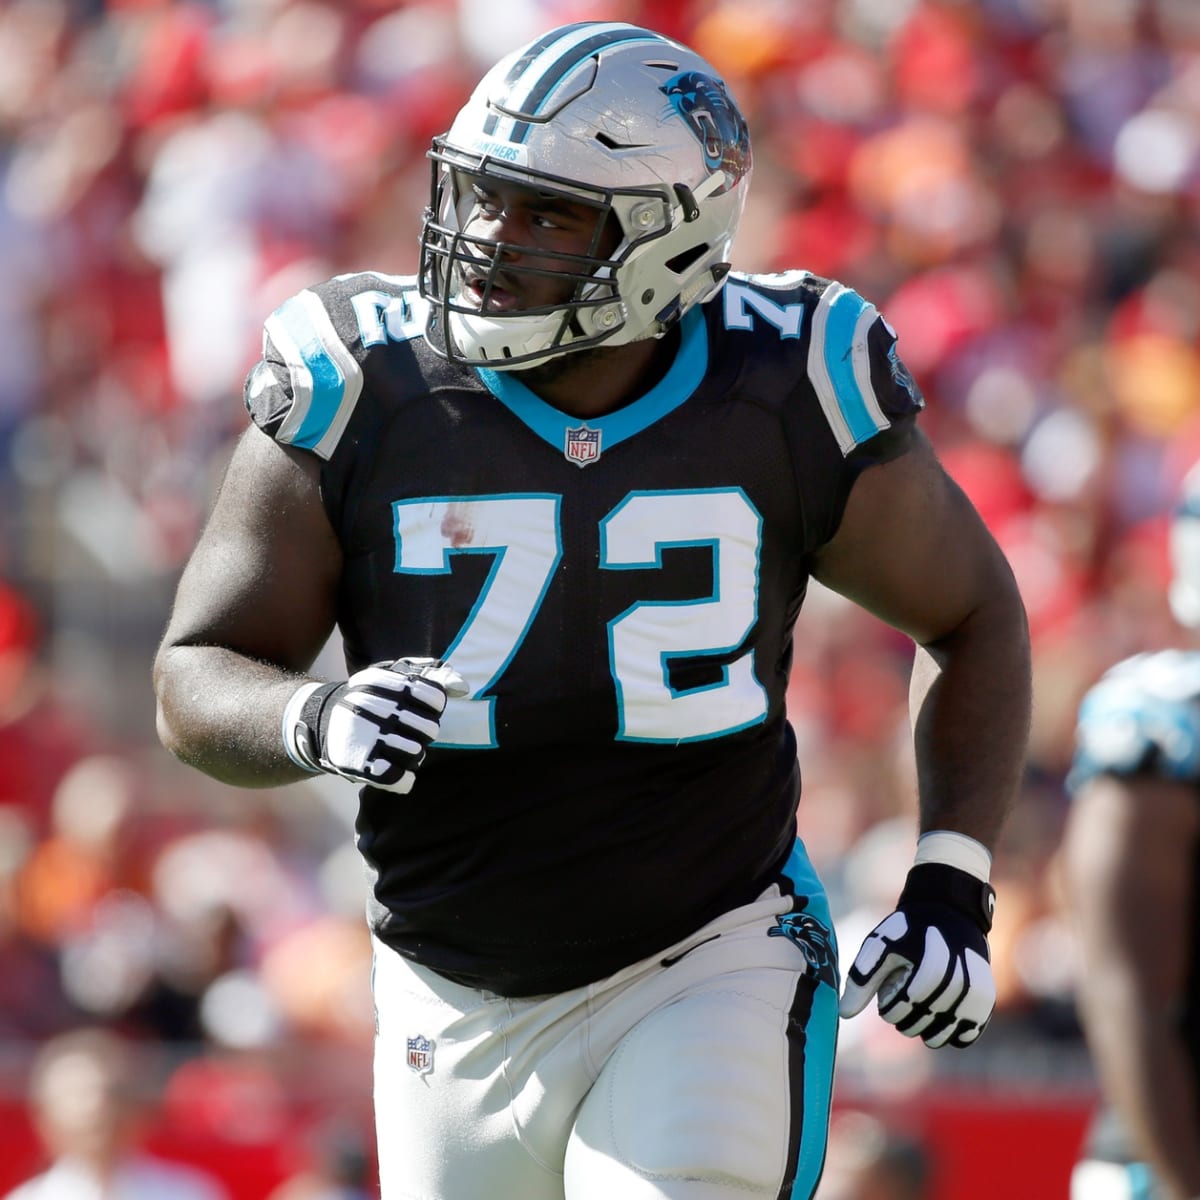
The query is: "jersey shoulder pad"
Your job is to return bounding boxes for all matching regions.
[804,274,924,458]
[244,271,427,460]
[722,271,924,457]
[1068,650,1200,790]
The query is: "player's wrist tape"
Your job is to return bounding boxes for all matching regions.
[899,862,996,935]
[914,830,992,882]
[282,680,334,773]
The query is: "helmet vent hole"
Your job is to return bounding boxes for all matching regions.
[665,244,709,275]
[595,131,655,151]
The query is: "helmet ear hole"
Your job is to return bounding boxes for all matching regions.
[665,243,710,275]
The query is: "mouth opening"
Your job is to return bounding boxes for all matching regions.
[462,272,523,313]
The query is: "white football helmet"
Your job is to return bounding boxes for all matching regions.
[418,22,752,370]
[1170,461,1200,628]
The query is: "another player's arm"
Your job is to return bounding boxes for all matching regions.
[153,423,342,787]
[1062,773,1200,1199]
[812,429,1031,848]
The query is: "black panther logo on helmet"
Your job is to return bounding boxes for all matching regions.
[660,71,751,196]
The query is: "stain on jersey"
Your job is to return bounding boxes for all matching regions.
[440,502,478,548]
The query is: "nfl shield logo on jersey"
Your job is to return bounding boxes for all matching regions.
[406,1034,435,1075]
[564,424,601,467]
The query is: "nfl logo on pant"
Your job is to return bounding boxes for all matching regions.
[406,1034,435,1075]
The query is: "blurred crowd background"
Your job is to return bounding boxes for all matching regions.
[0,0,1198,1195]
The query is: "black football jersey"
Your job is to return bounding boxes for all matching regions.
[245,268,923,994]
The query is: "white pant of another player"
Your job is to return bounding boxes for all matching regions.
[1072,1160,1166,1200]
[372,840,839,1200]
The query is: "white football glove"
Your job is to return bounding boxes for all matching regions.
[839,858,997,1049]
[283,658,468,793]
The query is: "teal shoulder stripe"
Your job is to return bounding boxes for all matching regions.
[822,289,885,448]
[276,294,347,450]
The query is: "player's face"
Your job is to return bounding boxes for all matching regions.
[455,176,620,313]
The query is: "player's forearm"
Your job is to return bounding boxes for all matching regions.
[909,588,1031,849]
[154,643,317,787]
[1082,985,1200,1197]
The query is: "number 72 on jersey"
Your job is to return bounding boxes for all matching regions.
[394,489,769,748]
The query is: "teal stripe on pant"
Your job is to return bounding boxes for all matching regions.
[1128,1162,1159,1200]
[778,838,840,1200]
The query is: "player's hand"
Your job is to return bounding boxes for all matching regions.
[838,862,996,1048]
[284,658,468,793]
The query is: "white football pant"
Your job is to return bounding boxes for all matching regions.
[372,840,840,1200]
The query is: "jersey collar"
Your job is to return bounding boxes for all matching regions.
[474,305,708,454]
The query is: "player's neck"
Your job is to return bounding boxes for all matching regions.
[515,331,681,419]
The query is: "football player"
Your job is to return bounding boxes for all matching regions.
[1064,463,1200,1200]
[154,22,1031,1200]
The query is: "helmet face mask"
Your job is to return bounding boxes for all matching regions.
[420,153,637,363]
[419,22,752,370]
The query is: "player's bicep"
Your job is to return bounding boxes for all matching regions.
[811,431,1014,646]
[161,424,341,671]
